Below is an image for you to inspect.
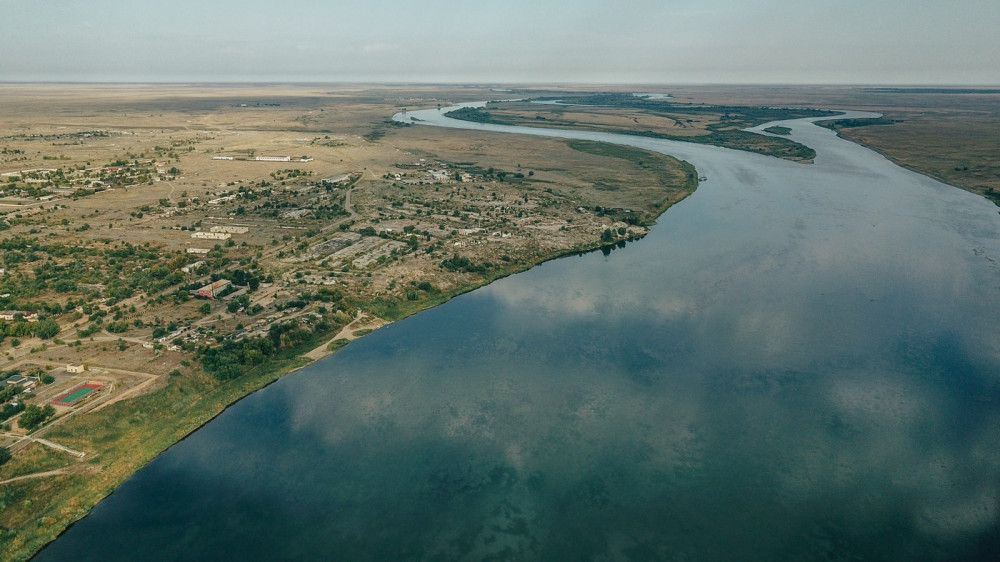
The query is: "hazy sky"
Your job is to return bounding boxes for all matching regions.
[2,0,998,84]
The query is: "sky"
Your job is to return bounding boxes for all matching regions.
[1,0,998,84]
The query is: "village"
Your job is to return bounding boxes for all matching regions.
[0,84,708,559]
[0,91,690,485]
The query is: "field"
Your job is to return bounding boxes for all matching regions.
[0,83,997,560]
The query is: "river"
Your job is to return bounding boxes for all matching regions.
[34,103,1000,561]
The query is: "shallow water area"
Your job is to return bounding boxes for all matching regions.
[34,105,1000,561]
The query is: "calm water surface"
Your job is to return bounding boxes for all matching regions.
[35,106,1000,561]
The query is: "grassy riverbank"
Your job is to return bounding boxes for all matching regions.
[0,203,701,560]
[445,97,831,162]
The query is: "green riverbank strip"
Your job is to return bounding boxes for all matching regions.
[446,104,825,162]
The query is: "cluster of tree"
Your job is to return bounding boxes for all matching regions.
[2,237,187,312]
[0,381,25,417]
[18,404,55,431]
[444,107,515,126]
[0,318,60,341]
[199,316,332,380]
[0,401,25,422]
[312,203,349,221]
[405,280,437,301]
[151,321,182,340]
[218,269,263,291]
[815,117,898,130]
[269,169,311,181]
[600,226,630,243]
[440,254,494,274]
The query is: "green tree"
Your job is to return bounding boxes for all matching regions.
[35,318,59,340]
[0,446,10,466]
[19,404,55,431]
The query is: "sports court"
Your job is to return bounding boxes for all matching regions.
[52,382,103,406]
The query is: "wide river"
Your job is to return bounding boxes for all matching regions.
[36,104,1000,561]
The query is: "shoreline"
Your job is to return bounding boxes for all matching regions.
[8,172,699,562]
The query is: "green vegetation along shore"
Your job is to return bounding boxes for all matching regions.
[446,95,836,162]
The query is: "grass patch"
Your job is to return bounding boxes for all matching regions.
[764,126,792,135]
[0,443,75,482]
[566,139,699,224]
[326,338,350,352]
[814,117,899,130]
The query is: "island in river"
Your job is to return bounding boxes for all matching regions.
[1,84,998,560]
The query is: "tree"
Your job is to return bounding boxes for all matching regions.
[19,404,55,431]
[199,303,211,314]
[0,446,10,466]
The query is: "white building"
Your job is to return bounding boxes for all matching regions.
[181,261,206,274]
[0,310,38,322]
[209,226,249,234]
[255,156,291,162]
[208,194,238,205]
[67,363,86,374]
[187,248,211,254]
[191,232,231,240]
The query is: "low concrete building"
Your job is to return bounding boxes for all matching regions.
[191,232,231,240]
[67,363,86,374]
[187,248,211,254]
[195,279,232,299]
[4,374,38,389]
[209,226,249,234]
[0,310,38,322]
[208,194,237,205]
[181,261,206,274]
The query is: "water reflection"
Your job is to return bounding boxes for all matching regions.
[35,112,1000,560]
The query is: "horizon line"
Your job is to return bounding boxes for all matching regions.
[2,80,1000,89]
